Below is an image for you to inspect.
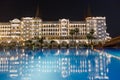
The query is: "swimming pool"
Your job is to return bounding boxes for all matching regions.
[0,48,120,80]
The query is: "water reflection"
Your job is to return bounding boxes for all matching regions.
[0,48,110,80]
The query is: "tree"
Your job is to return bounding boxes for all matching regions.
[38,37,44,48]
[86,28,95,46]
[69,29,75,41]
[90,28,94,35]
[38,37,44,44]
[74,28,79,39]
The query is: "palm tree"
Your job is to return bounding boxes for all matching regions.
[38,37,44,48]
[86,33,91,44]
[90,28,94,36]
[86,28,95,48]
[69,29,75,41]
[74,28,79,39]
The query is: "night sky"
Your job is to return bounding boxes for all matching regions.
[0,0,120,38]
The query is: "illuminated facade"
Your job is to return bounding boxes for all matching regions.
[21,17,41,41]
[0,17,111,42]
[86,17,110,41]
[0,23,11,42]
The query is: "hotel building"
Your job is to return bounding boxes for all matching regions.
[0,17,111,43]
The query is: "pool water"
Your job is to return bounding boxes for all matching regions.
[0,48,120,80]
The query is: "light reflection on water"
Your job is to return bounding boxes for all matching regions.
[0,48,111,80]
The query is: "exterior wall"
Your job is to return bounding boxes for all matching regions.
[42,19,87,40]
[86,17,110,41]
[0,17,111,42]
[59,19,69,39]
[42,22,60,40]
[10,19,21,42]
[0,23,11,42]
[21,17,34,41]
[21,17,42,41]
[69,22,87,39]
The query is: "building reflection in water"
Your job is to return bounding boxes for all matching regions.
[0,48,110,80]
